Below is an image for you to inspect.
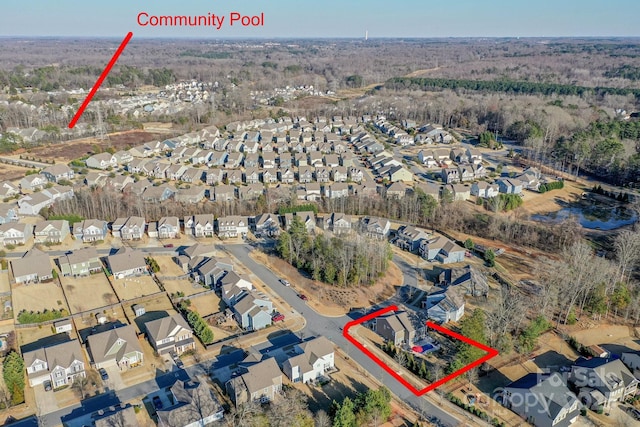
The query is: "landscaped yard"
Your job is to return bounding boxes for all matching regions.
[12,281,70,322]
[111,275,161,301]
[61,273,117,314]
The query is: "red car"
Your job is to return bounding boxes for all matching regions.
[163,243,174,248]
[272,313,285,322]
[298,294,308,301]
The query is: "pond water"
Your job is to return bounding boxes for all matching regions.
[531,204,637,230]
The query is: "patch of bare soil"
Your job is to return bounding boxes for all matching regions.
[250,250,403,316]
[20,130,173,162]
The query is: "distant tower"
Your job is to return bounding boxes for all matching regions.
[365,30,368,41]
[95,103,108,141]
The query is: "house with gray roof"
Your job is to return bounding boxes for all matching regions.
[424,286,465,323]
[42,164,74,183]
[157,217,180,239]
[323,212,352,234]
[282,336,335,384]
[11,248,52,284]
[504,372,581,427]
[360,217,390,239]
[157,380,224,427]
[18,192,54,215]
[396,225,430,252]
[254,213,281,236]
[226,357,282,406]
[33,220,69,243]
[216,216,248,238]
[73,219,108,243]
[374,311,416,347]
[231,290,273,331]
[111,216,146,240]
[19,173,48,191]
[106,247,147,279]
[0,222,31,246]
[184,214,215,237]
[23,339,86,387]
[144,314,195,355]
[58,247,102,277]
[86,324,144,369]
[569,357,638,410]
[419,234,465,264]
[437,265,489,297]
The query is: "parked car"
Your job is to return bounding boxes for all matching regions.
[279,278,290,286]
[44,380,52,391]
[272,313,285,322]
[98,368,109,380]
[163,243,174,248]
[153,396,163,410]
[298,294,308,301]
[626,407,640,421]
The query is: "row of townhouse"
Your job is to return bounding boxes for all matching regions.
[418,147,482,168]
[225,335,335,406]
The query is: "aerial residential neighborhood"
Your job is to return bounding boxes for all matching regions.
[1,16,640,427]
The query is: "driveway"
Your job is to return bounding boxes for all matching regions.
[34,384,58,415]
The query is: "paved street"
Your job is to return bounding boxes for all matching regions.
[225,244,469,427]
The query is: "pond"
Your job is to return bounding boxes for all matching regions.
[531,204,637,230]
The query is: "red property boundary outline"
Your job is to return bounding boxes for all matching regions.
[68,32,134,128]
[342,305,499,396]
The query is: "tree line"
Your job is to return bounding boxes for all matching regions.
[384,76,640,100]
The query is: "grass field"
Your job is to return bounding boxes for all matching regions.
[12,281,70,320]
[61,273,117,314]
[112,275,161,301]
[189,293,224,318]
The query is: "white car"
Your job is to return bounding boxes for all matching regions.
[279,279,290,286]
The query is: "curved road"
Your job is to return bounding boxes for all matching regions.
[225,244,470,427]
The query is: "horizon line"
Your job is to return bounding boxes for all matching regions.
[2,35,640,40]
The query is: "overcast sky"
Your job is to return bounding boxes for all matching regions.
[2,0,639,38]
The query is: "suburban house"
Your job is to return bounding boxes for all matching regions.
[296,211,316,233]
[144,314,195,356]
[395,225,430,252]
[282,336,335,384]
[17,192,54,215]
[373,311,416,347]
[85,152,117,169]
[254,213,281,236]
[33,220,69,243]
[360,217,391,239]
[0,203,19,224]
[184,214,215,237]
[42,164,75,183]
[226,357,282,406]
[191,257,233,287]
[441,168,460,184]
[497,178,523,195]
[86,324,144,369]
[386,182,409,199]
[211,184,235,202]
[503,373,581,427]
[23,340,86,388]
[19,173,48,191]
[419,235,466,264]
[58,247,102,277]
[231,290,273,331]
[471,181,499,199]
[157,217,180,239]
[92,404,138,427]
[111,216,146,240]
[220,272,254,306]
[0,182,19,199]
[11,248,53,284]
[446,184,472,201]
[424,287,465,323]
[157,380,224,427]
[569,357,639,410]
[0,222,32,246]
[217,216,249,238]
[106,247,148,279]
[438,265,489,297]
[73,219,108,242]
[323,212,352,234]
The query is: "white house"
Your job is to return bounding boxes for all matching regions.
[282,336,335,384]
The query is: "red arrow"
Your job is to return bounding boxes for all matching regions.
[68,31,133,129]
